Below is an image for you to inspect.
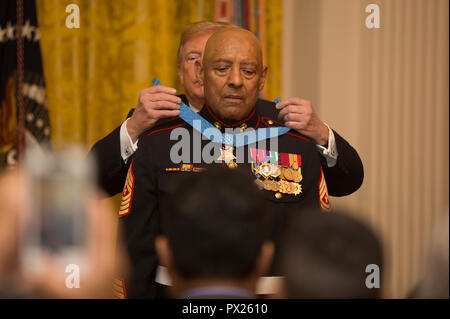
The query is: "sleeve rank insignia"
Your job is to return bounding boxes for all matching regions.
[119,160,135,217]
[112,277,127,299]
[319,167,331,211]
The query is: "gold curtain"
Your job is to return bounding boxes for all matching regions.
[36,0,213,150]
[265,0,282,100]
[36,0,280,150]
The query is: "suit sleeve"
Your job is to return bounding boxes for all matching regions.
[88,125,130,196]
[321,130,364,197]
[87,109,135,197]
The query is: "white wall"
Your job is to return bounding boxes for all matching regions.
[282,0,449,297]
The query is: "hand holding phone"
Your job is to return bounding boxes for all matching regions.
[20,147,94,277]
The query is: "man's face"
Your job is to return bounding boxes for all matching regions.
[200,29,267,123]
[178,32,213,105]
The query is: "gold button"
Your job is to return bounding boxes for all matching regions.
[275,192,282,199]
[214,122,222,130]
[228,161,238,169]
[240,123,248,132]
[267,120,274,125]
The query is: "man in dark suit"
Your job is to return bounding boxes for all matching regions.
[88,21,363,199]
[155,167,274,299]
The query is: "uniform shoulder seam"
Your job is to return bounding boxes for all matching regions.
[260,117,312,142]
[147,122,188,136]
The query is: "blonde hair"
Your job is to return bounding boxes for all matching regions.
[177,21,236,67]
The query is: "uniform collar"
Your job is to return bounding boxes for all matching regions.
[199,103,260,132]
[179,94,189,105]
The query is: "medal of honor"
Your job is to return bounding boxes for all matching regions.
[152,79,289,147]
[217,145,236,163]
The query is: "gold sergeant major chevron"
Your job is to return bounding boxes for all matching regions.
[119,160,135,217]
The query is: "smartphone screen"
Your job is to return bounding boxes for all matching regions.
[20,147,95,275]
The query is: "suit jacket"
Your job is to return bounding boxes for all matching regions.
[118,102,324,298]
[88,96,363,198]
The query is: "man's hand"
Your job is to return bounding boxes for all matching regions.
[276,97,329,146]
[21,191,130,298]
[126,86,181,142]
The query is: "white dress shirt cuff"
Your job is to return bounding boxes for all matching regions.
[120,118,138,163]
[315,123,338,167]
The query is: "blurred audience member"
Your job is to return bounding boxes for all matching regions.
[0,169,27,297]
[24,193,129,298]
[278,209,383,298]
[155,168,274,299]
[0,168,128,298]
[409,210,449,299]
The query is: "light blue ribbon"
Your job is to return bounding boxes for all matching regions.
[152,78,289,147]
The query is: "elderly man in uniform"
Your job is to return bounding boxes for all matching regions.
[117,26,337,298]
[89,21,363,200]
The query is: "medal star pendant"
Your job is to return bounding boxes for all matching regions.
[217,145,238,168]
[217,146,236,163]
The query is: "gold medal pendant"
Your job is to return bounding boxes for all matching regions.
[218,145,238,168]
[278,180,289,193]
[254,175,302,196]
[279,167,302,183]
[292,170,303,183]
[282,168,294,181]
[263,180,279,192]
[228,161,238,169]
[277,180,302,195]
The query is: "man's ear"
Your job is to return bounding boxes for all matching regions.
[195,60,204,86]
[155,235,172,268]
[255,241,275,277]
[258,66,268,92]
[178,66,184,85]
